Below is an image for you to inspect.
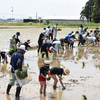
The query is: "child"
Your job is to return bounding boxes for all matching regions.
[39,61,51,94]
[49,67,70,89]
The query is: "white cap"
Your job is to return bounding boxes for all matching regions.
[43,30,46,33]
[18,45,27,52]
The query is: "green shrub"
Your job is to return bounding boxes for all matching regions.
[46,20,50,25]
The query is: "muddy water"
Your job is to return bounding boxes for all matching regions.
[0,27,100,100]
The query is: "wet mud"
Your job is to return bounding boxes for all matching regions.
[0,28,100,100]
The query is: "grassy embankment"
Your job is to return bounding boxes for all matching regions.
[0,22,100,28]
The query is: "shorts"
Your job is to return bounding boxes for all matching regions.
[49,70,54,76]
[39,75,46,81]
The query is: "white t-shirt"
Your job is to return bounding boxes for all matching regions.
[51,41,61,51]
[87,37,96,41]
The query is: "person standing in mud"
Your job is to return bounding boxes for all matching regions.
[78,24,84,46]
[13,32,21,44]
[38,30,46,54]
[53,23,58,40]
[9,35,17,56]
[6,45,27,98]
[39,61,51,94]
[49,67,70,89]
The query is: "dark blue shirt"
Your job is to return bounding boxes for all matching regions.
[64,35,71,39]
[42,42,52,48]
[10,51,24,73]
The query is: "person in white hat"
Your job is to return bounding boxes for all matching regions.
[39,60,51,94]
[6,45,27,98]
[49,67,70,89]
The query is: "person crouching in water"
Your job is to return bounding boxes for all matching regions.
[49,67,70,89]
[41,42,54,58]
[69,35,76,48]
[39,61,51,94]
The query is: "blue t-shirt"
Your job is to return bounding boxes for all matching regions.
[64,35,71,39]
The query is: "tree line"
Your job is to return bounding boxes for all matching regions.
[80,0,100,23]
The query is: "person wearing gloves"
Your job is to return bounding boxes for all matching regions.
[39,60,51,94]
[49,67,70,89]
[6,45,27,98]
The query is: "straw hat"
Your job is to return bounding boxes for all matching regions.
[64,68,70,75]
[44,60,51,66]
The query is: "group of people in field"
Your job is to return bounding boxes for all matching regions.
[37,24,100,95]
[0,32,32,99]
[2,23,100,99]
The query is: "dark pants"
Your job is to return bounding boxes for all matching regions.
[70,41,74,48]
[78,34,84,46]
[41,47,48,58]
[49,33,53,40]
[64,39,70,46]
[38,42,42,53]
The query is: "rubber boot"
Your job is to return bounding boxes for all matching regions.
[6,84,12,95]
[15,87,21,97]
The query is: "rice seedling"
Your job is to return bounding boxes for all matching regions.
[76,58,79,60]
[93,51,96,54]
[57,64,60,67]
[82,62,85,66]
[82,95,87,100]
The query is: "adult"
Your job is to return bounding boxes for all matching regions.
[41,42,54,58]
[6,45,27,98]
[64,35,72,47]
[78,24,84,46]
[53,23,58,40]
[13,32,20,44]
[38,30,46,53]
[51,39,64,56]
[68,31,74,35]
[49,67,70,89]
[9,35,17,56]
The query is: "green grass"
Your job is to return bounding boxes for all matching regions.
[0,22,100,27]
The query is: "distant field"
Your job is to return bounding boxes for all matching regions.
[0,22,100,28]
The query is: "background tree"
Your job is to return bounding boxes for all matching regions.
[80,0,94,22]
[91,0,100,23]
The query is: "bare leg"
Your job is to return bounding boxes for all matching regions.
[51,75,58,87]
[40,82,43,94]
[43,81,46,93]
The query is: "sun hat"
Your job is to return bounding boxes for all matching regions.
[44,60,51,66]
[64,68,70,75]
[18,45,27,52]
